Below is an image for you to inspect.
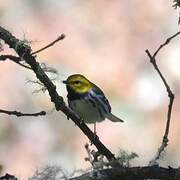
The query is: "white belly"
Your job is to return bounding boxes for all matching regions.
[69,99,105,124]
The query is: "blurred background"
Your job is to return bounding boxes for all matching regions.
[0,0,180,178]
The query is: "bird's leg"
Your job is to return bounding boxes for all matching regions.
[89,123,99,145]
[94,123,97,135]
[94,123,99,140]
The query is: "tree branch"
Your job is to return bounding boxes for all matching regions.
[145,31,180,165]
[153,31,180,58]
[1,165,180,180]
[70,166,180,180]
[0,26,115,161]
[0,109,46,117]
[0,55,32,70]
[0,173,17,180]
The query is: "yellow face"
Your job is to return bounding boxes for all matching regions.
[63,74,93,94]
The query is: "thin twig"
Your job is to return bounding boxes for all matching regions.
[0,55,32,70]
[31,34,66,55]
[0,109,46,117]
[145,31,180,165]
[153,31,180,57]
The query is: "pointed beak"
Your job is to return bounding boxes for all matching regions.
[62,80,67,84]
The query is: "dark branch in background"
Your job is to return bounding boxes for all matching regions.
[0,55,32,70]
[0,26,115,161]
[0,55,60,74]
[31,34,65,55]
[153,31,180,57]
[70,166,180,180]
[0,109,46,117]
[1,165,180,180]
[0,173,17,180]
[145,31,180,165]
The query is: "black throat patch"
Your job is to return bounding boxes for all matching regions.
[66,86,87,100]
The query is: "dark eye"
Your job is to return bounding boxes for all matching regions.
[74,80,81,84]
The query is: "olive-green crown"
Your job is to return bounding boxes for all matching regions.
[63,74,94,94]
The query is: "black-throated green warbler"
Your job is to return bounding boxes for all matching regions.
[63,74,124,124]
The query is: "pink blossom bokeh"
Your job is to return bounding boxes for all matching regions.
[0,0,180,178]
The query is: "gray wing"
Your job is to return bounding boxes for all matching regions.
[88,86,111,114]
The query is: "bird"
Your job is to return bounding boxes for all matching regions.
[62,74,124,130]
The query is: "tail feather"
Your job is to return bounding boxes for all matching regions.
[106,113,124,122]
